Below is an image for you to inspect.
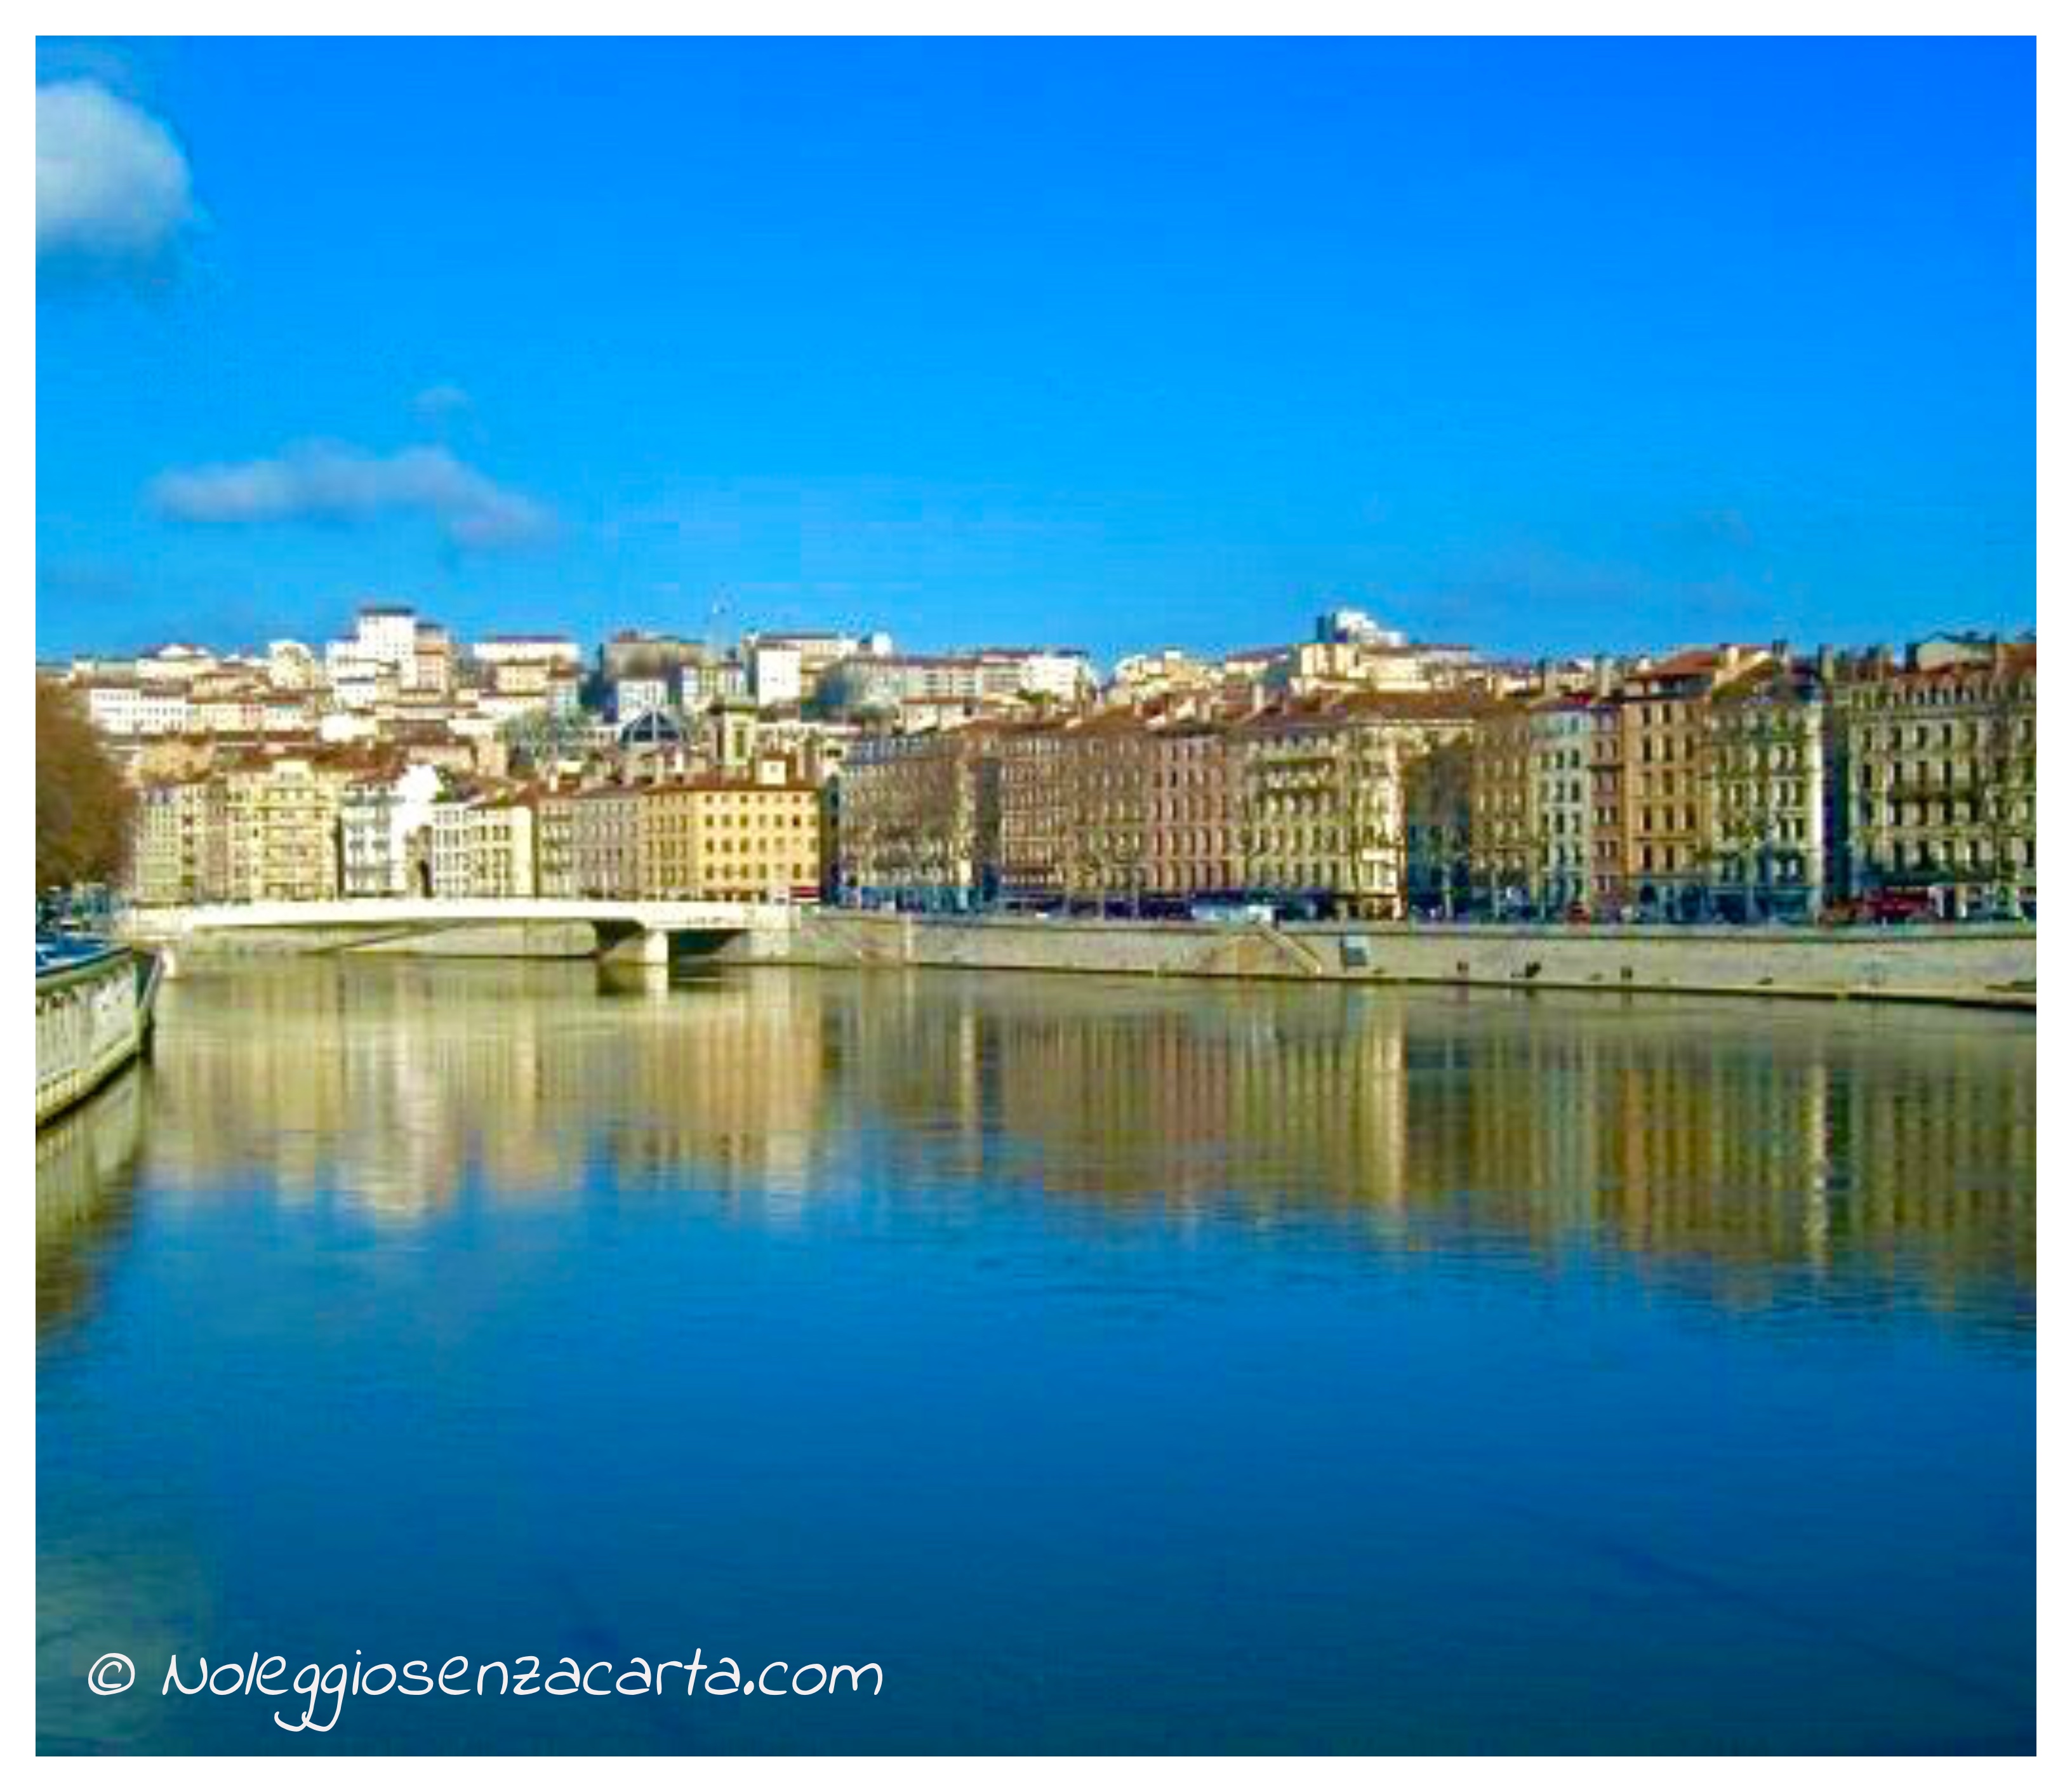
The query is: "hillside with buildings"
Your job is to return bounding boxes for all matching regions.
[49,602,2036,926]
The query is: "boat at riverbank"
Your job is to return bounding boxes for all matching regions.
[35,938,163,1128]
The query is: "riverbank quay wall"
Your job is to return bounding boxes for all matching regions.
[36,948,158,1127]
[126,903,2035,1007]
[770,914,2035,1008]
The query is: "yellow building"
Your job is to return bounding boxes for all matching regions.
[218,756,345,902]
[640,774,823,901]
[128,778,220,907]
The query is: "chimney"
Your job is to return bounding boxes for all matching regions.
[1770,638,1790,666]
[1816,643,1836,682]
[1592,656,1614,699]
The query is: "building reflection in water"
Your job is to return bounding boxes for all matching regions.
[37,1070,147,1340]
[108,960,2033,1330]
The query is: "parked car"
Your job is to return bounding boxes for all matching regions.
[1826,891,1935,926]
[1190,901,1276,926]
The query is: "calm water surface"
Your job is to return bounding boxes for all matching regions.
[37,962,2036,1753]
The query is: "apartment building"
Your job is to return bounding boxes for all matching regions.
[533,785,645,898]
[1706,656,1826,919]
[340,763,443,898]
[83,680,192,738]
[1827,641,2036,915]
[1468,700,1535,912]
[218,756,345,903]
[1143,724,1239,902]
[1232,697,1479,917]
[998,723,1078,903]
[1528,694,1595,913]
[818,647,1094,717]
[641,775,823,901]
[128,778,220,907]
[838,727,1002,909]
[428,797,536,899]
[1609,647,1773,917]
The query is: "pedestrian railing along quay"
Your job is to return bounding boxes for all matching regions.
[35,939,161,1128]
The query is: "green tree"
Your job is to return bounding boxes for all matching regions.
[500,703,591,769]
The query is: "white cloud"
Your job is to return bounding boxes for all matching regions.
[150,442,555,551]
[37,80,196,262]
[413,383,473,420]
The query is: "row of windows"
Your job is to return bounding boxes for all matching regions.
[1718,785,1814,814]
[1848,682,2033,714]
[1875,838,2035,870]
[1872,797,2033,828]
[1638,806,1701,833]
[1856,756,2035,790]
[1714,747,1805,773]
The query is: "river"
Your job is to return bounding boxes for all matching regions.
[36,960,2036,1753]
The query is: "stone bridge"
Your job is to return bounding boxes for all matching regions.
[123,898,803,967]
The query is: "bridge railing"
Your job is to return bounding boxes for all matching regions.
[125,896,804,927]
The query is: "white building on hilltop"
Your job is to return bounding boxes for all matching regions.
[324,604,458,694]
[1316,607,1407,649]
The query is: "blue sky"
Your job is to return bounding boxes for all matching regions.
[36,36,2036,665]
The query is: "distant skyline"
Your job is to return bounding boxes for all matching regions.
[37,37,2036,664]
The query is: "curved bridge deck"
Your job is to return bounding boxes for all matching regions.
[123,898,804,966]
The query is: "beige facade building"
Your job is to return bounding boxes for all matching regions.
[218,757,345,903]
[536,786,646,898]
[1610,647,1773,916]
[1143,724,1239,901]
[1828,641,2036,914]
[1705,657,1826,918]
[128,778,220,907]
[1468,699,1535,912]
[998,723,1079,903]
[429,797,536,898]
[838,727,1002,908]
[1060,715,1155,908]
[641,776,823,901]
[1235,696,1482,917]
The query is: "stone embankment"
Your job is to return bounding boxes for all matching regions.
[767,913,2036,1009]
[132,905,2036,1008]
